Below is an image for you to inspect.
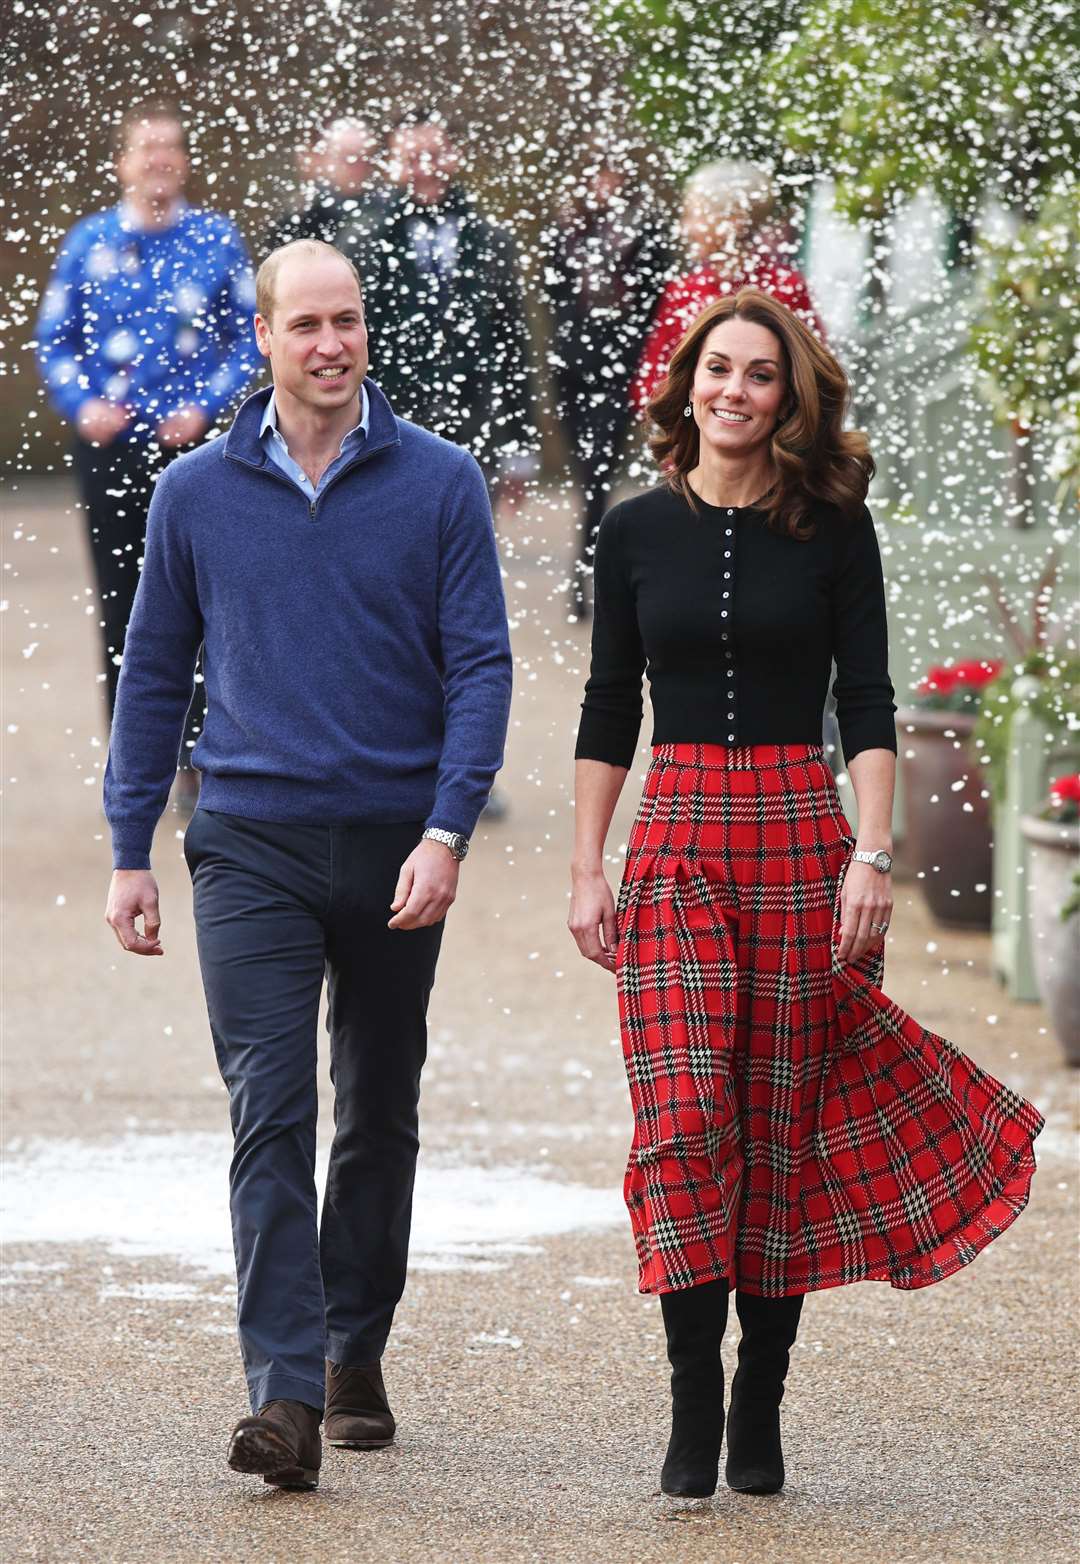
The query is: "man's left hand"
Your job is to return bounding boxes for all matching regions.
[388,839,460,929]
[156,405,209,449]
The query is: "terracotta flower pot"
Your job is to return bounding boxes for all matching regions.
[1021,815,1080,1066]
[897,707,993,928]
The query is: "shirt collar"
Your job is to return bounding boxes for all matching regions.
[260,383,370,450]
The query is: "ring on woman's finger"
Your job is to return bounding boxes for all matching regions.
[871,920,889,935]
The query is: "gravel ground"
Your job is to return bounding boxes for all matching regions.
[3,477,1078,1564]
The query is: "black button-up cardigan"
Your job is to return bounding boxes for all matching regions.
[574,484,897,769]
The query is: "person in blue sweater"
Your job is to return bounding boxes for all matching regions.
[103,238,512,1489]
[35,100,257,809]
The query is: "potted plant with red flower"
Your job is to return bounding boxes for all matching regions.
[898,658,1003,927]
[1022,774,1080,1065]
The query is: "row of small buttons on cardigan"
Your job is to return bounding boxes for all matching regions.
[720,510,736,742]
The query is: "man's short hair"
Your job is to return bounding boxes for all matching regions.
[112,100,186,158]
[255,240,363,324]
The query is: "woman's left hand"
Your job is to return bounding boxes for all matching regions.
[837,859,893,964]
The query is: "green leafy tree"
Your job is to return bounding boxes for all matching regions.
[970,179,1080,490]
[765,1,1079,494]
[766,1,1076,227]
[595,1,806,181]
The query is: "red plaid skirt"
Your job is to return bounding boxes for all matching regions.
[615,743,1043,1297]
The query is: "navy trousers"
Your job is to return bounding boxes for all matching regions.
[183,809,444,1413]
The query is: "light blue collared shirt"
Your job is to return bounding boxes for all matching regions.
[259,385,370,503]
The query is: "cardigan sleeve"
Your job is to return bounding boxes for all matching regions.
[574,504,645,768]
[830,505,897,764]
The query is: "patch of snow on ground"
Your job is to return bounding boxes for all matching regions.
[2,1132,624,1279]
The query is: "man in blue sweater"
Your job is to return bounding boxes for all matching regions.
[36,100,257,808]
[103,239,512,1489]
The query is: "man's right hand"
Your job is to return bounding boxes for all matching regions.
[77,398,132,448]
[105,870,164,956]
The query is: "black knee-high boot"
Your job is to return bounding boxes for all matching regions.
[658,1279,730,1497]
[725,1290,804,1495]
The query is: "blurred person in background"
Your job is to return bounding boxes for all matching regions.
[364,114,535,821]
[269,116,389,273]
[35,100,257,812]
[363,115,538,517]
[543,152,672,618]
[632,160,823,414]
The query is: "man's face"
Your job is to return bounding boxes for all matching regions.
[254,254,369,414]
[117,117,188,207]
[391,125,458,203]
[319,124,375,197]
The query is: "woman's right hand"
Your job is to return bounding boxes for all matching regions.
[568,867,619,974]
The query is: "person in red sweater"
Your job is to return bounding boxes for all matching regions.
[632,160,823,415]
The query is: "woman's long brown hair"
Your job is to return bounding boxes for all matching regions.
[646,289,874,538]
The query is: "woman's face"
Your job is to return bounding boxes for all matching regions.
[689,318,788,459]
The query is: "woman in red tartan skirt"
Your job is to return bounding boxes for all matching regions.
[568,288,1043,1500]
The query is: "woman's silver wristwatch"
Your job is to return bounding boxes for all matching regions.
[852,848,893,873]
[422,827,470,861]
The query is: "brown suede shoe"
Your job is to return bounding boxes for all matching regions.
[226,1399,322,1488]
[324,1360,396,1448]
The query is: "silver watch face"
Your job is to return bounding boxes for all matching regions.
[423,827,468,860]
[873,850,893,873]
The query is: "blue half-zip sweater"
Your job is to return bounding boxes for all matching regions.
[104,379,513,869]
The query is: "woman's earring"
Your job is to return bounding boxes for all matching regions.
[683,403,693,418]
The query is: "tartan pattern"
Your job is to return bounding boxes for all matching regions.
[615,742,1044,1297]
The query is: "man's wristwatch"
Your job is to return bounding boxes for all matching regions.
[422,827,469,861]
[852,848,893,874]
